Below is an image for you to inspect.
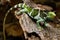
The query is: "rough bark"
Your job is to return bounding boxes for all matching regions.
[18,13,60,40]
[22,0,53,11]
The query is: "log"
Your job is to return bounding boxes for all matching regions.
[17,13,60,40]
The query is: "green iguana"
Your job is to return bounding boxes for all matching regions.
[15,3,56,28]
[4,0,56,29]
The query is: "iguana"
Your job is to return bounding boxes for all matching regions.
[14,3,56,28]
[5,0,56,29]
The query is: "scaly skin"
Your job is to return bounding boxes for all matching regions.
[15,3,56,28]
[6,3,56,28]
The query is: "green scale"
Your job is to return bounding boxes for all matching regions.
[16,3,56,28]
